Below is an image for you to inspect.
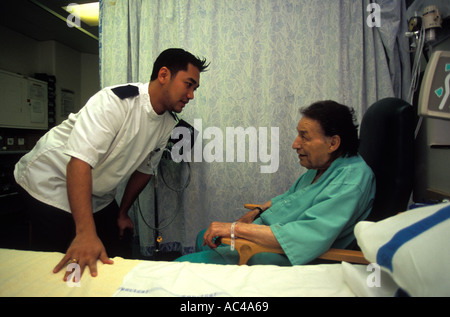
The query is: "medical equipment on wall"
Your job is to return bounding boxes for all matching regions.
[406,4,450,203]
[136,159,191,253]
[164,118,199,161]
[136,117,196,254]
[418,50,450,120]
[405,4,448,136]
[422,5,443,43]
[406,6,443,103]
[406,22,426,106]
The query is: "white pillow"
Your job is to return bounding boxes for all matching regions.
[354,202,450,297]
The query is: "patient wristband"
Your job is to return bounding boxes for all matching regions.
[230,222,237,251]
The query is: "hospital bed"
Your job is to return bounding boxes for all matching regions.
[0,248,387,297]
[1,202,448,297]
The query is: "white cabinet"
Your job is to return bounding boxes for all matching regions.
[0,70,48,130]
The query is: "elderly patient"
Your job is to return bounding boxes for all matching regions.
[176,100,376,266]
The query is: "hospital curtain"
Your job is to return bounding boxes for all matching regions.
[99,0,411,257]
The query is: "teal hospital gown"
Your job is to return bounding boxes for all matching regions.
[176,154,375,266]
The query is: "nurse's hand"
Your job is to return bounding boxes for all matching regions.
[53,232,114,281]
[118,214,134,239]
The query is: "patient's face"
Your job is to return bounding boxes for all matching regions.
[292,117,335,170]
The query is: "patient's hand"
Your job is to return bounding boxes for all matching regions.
[53,232,114,281]
[239,201,271,223]
[238,209,261,224]
[203,222,232,249]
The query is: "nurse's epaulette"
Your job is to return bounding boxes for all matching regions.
[111,85,139,99]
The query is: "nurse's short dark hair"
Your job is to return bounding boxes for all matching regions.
[150,48,209,81]
[300,100,359,157]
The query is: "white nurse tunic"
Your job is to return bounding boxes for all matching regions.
[14,83,177,213]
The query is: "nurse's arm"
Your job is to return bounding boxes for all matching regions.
[117,171,152,237]
[53,157,113,280]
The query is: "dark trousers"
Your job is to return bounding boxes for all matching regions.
[21,189,131,258]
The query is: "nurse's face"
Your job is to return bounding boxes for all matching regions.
[292,117,338,170]
[163,63,200,113]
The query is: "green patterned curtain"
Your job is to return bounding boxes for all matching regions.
[100,0,410,257]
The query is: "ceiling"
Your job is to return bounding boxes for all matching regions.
[0,0,99,54]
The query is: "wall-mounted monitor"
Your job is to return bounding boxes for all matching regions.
[418,50,450,120]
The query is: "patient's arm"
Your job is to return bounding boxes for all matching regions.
[237,201,272,223]
[234,222,280,249]
[203,221,280,250]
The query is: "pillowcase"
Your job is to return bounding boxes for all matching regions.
[354,202,450,297]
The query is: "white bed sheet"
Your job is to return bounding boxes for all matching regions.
[0,248,398,297]
[114,261,354,297]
